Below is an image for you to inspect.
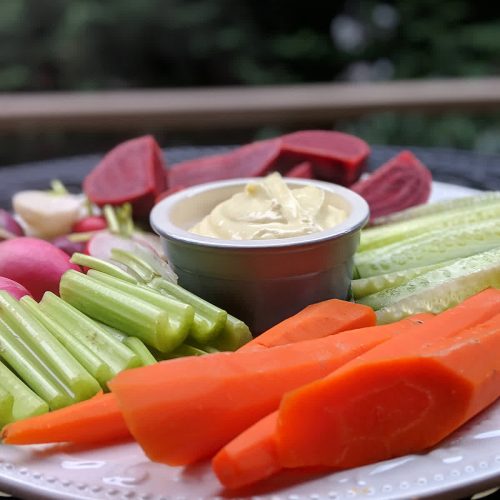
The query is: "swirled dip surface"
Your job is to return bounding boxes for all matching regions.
[189,173,347,240]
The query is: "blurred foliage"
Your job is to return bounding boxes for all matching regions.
[1,0,500,163]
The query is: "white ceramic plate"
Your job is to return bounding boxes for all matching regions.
[1,181,498,500]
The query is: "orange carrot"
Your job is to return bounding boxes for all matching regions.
[109,314,428,466]
[1,393,130,445]
[211,288,500,488]
[238,299,376,352]
[277,306,500,470]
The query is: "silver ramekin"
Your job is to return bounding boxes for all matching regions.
[150,177,369,335]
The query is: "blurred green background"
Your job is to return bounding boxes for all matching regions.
[1,0,500,165]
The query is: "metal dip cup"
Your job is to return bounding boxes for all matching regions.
[150,178,369,335]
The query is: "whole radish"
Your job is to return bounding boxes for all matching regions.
[0,276,32,300]
[0,209,24,240]
[0,237,81,301]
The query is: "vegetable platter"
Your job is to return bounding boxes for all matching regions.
[3,181,500,500]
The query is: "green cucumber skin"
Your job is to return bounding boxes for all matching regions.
[360,202,500,252]
[375,266,500,325]
[358,248,500,310]
[355,219,500,278]
[0,359,48,422]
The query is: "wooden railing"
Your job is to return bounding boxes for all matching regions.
[1,77,500,132]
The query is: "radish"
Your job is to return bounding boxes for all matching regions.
[72,216,107,233]
[0,276,31,300]
[0,237,81,301]
[0,209,24,240]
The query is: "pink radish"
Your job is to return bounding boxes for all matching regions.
[0,209,24,240]
[72,216,107,233]
[0,276,32,300]
[0,237,81,301]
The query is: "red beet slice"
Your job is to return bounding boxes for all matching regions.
[278,130,370,186]
[83,135,167,218]
[285,162,314,179]
[169,139,282,188]
[350,150,432,222]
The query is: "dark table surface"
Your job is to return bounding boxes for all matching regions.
[1,144,500,209]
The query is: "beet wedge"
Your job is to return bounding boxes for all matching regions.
[83,135,167,218]
[350,150,432,222]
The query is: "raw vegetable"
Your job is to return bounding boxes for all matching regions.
[285,162,313,178]
[0,237,80,301]
[350,151,432,221]
[50,236,86,257]
[0,385,13,428]
[238,298,376,352]
[210,313,253,352]
[0,208,24,240]
[71,215,107,233]
[83,135,167,218]
[0,277,31,300]
[108,314,430,466]
[71,253,137,283]
[2,393,131,445]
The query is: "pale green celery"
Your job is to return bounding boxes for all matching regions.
[360,247,500,311]
[0,316,73,410]
[162,344,208,359]
[124,337,157,365]
[50,179,69,195]
[359,202,500,252]
[375,259,500,325]
[0,384,13,427]
[39,291,141,378]
[0,292,100,403]
[95,321,128,342]
[351,261,455,299]
[371,191,500,226]
[85,270,193,352]
[110,248,156,283]
[70,253,137,283]
[354,219,500,278]
[211,314,253,351]
[60,270,186,353]
[0,359,48,422]
[150,277,228,344]
[20,296,112,389]
[103,205,121,234]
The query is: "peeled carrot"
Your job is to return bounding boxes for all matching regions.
[277,303,500,470]
[238,299,376,352]
[211,288,500,488]
[109,314,428,466]
[1,393,131,445]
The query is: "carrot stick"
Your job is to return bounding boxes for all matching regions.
[1,392,131,445]
[238,299,376,352]
[277,308,500,470]
[109,314,428,466]
[211,288,500,488]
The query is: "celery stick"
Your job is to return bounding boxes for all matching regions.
[70,253,137,283]
[0,385,13,428]
[39,292,141,377]
[0,292,100,403]
[0,316,73,410]
[59,270,185,353]
[110,248,156,283]
[211,314,253,351]
[351,261,455,299]
[124,337,157,366]
[85,270,193,352]
[359,202,500,252]
[371,191,500,226]
[0,359,48,422]
[150,277,227,343]
[163,344,208,359]
[20,296,112,388]
[354,219,500,278]
[359,247,500,311]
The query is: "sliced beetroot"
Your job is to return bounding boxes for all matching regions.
[285,162,314,179]
[83,135,167,218]
[168,139,282,189]
[278,130,370,186]
[350,150,432,222]
[0,276,32,300]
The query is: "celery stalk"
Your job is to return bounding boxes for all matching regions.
[0,292,101,402]
[59,270,187,353]
[20,296,113,388]
[163,344,208,359]
[124,337,157,366]
[150,277,227,344]
[0,384,13,428]
[0,359,48,422]
[110,248,156,283]
[0,315,74,410]
[211,314,253,351]
[70,253,137,283]
[84,270,193,352]
[39,292,141,377]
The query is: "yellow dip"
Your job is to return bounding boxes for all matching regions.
[189,172,347,240]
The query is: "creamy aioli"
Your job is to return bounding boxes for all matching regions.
[189,173,347,240]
